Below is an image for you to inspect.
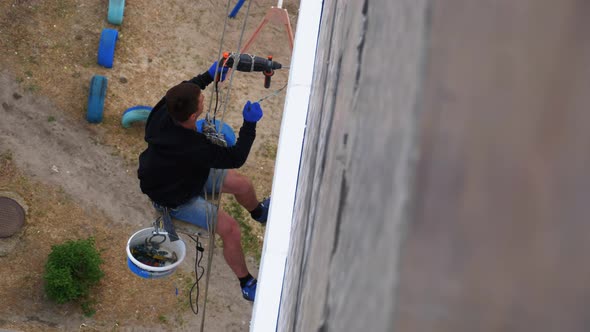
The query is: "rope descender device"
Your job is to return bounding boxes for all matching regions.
[202,115,229,147]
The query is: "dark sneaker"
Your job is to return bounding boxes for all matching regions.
[241,278,257,302]
[253,197,270,224]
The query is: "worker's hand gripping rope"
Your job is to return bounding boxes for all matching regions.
[207,60,229,82]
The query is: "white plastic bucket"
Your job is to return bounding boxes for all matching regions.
[126,228,186,279]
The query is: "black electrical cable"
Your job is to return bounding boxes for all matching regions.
[186,233,205,315]
[146,233,166,247]
[213,81,220,122]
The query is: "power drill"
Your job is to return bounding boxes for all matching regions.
[219,52,282,88]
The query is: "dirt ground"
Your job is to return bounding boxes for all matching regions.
[0,0,298,330]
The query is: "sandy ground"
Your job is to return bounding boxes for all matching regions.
[0,0,297,330]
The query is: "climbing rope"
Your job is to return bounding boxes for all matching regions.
[206,0,233,120]
[196,0,253,316]
[187,1,236,327]
[216,0,255,127]
[255,82,288,104]
[193,1,288,329]
[206,0,288,132]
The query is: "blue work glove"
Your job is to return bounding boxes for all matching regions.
[242,101,263,123]
[207,61,229,82]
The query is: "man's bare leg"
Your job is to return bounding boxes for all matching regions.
[221,169,260,211]
[215,208,249,278]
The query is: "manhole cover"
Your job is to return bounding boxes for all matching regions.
[0,197,25,238]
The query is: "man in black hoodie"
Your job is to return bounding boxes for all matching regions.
[138,61,270,302]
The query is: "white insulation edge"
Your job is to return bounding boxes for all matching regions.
[249,0,323,331]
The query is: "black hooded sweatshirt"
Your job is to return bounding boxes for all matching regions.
[137,72,256,208]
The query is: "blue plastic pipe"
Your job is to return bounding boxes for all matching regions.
[228,0,246,18]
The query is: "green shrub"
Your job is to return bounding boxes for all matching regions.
[44,237,104,305]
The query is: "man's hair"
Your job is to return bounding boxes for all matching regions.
[165,82,201,122]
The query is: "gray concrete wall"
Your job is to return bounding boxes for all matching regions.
[278,0,590,331]
[278,0,428,331]
[394,1,590,331]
